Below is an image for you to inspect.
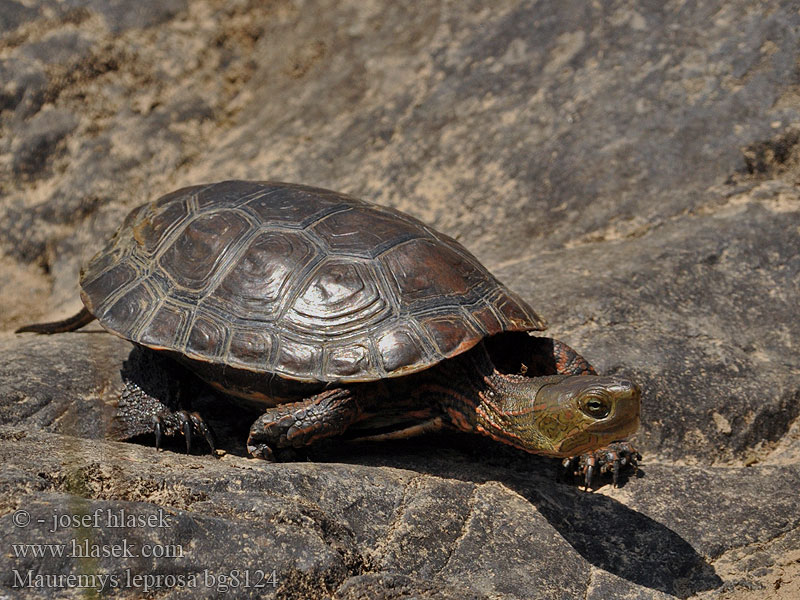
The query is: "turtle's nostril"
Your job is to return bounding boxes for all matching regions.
[613,378,641,399]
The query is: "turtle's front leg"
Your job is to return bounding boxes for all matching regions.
[246,387,360,460]
[562,442,641,488]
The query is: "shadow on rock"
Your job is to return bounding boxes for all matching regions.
[515,480,722,598]
[320,435,722,599]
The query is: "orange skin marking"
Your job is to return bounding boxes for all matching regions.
[446,407,473,431]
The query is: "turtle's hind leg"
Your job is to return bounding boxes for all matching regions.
[114,346,216,454]
[15,306,96,334]
[247,388,361,460]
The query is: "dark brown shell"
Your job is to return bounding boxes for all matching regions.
[80,181,545,383]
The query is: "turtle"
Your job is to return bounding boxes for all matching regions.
[17,181,641,486]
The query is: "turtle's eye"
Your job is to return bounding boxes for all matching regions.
[580,395,611,419]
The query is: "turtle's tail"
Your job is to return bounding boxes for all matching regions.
[15,306,96,334]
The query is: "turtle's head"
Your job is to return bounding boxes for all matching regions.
[475,374,641,457]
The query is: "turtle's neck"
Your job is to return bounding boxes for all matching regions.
[422,343,573,452]
[399,341,639,457]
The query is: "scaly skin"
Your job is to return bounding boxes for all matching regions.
[247,340,641,464]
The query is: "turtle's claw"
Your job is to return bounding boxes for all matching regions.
[177,410,217,455]
[150,410,216,455]
[247,443,276,461]
[585,461,594,489]
[190,411,216,454]
[153,416,165,451]
[563,441,641,489]
[178,411,193,453]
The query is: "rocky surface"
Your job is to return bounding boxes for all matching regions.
[1,0,799,598]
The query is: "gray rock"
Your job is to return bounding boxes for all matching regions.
[64,0,188,34]
[0,58,48,119]
[19,30,94,67]
[0,0,38,35]
[12,108,78,179]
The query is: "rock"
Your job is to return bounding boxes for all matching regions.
[12,109,79,180]
[70,0,188,34]
[0,58,48,121]
[1,0,800,598]
[18,29,94,67]
[0,0,38,35]
[0,331,124,439]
